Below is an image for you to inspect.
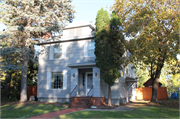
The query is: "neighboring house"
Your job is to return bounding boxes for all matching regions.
[37,20,137,106]
[143,78,162,87]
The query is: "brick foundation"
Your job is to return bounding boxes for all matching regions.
[90,97,105,106]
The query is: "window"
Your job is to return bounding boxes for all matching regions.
[54,45,62,59]
[49,44,66,60]
[76,28,82,36]
[51,72,63,89]
[88,41,95,57]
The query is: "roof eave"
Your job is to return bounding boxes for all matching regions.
[36,35,95,45]
[67,63,96,68]
[64,24,95,30]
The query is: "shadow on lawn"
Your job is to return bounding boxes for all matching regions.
[59,101,179,118]
[1,101,69,118]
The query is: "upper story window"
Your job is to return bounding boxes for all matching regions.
[62,26,92,38]
[88,41,95,57]
[54,45,62,59]
[49,44,66,60]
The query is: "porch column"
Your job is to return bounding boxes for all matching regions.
[70,68,78,95]
[93,67,101,97]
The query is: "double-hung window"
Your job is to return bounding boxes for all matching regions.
[49,44,66,60]
[46,70,67,90]
[88,41,95,57]
[51,72,63,89]
[84,40,95,57]
[54,45,62,59]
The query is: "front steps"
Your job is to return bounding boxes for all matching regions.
[70,96,92,108]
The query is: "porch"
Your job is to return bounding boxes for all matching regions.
[68,62,104,108]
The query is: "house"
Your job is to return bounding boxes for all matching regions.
[37,20,137,107]
[143,78,162,87]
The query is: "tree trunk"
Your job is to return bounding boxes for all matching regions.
[151,65,163,102]
[20,49,29,102]
[151,77,159,102]
[108,84,112,106]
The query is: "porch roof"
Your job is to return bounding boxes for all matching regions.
[125,77,138,83]
[67,60,96,67]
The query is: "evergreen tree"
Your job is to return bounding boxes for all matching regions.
[95,8,125,106]
[0,0,75,101]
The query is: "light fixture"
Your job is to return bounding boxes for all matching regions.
[73,74,75,78]
[95,73,98,77]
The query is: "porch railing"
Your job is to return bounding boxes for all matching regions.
[87,85,94,105]
[70,85,77,103]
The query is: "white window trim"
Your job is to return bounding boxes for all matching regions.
[88,40,95,57]
[84,40,95,57]
[49,44,66,60]
[51,72,63,89]
[46,70,67,90]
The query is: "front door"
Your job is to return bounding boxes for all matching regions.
[86,73,93,96]
[78,73,86,96]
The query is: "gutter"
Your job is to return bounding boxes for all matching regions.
[36,35,95,45]
[67,63,96,67]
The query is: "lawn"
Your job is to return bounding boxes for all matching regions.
[1,102,68,118]
[59,105,179,118]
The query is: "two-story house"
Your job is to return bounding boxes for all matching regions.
[37,20,137,107]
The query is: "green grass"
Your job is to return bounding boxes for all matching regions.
[168,98,179,101]
[59,105,179,118]
[1,103,68,118]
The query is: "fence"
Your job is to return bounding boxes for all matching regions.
[27,86,37,100]
[136,87,168,100]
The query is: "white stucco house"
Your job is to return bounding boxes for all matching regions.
[36,20,137,107]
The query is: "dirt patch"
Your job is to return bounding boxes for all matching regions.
[1,101,70,107]
[157,100,179,108]
[132,100,179,109]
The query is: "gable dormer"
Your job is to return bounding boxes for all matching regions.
[62,20,95,38]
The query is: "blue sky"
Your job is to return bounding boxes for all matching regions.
[0,0,179,60]
[0,0,114,29]
[72,0,114,23]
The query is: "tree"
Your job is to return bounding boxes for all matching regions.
[27,56,38,86]
[135,63,150,87]
[112,0,179,102]
[95,8,125,106]
[1,39,38,101]
[0,0,75,101]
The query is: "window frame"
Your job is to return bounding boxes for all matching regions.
[49,43,66,60]
[53,44,62,59]
[88,41,95,57]
[51,72,63,89]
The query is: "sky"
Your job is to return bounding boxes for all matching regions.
[72,0,114,23]
[0,0,179,60]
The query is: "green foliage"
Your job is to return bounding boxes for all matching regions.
[0,0,75,101]
[27,56,38,86]
[112,0,179,101]
[1,89,20,101]
[95,8,125,86]
[135,65,150,87]
[1,57,38,102]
